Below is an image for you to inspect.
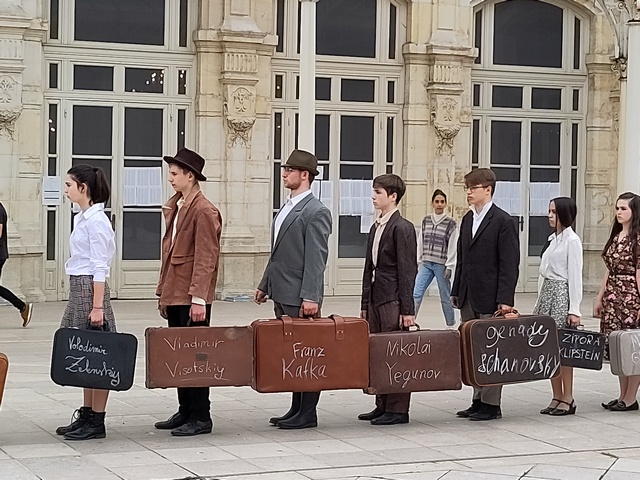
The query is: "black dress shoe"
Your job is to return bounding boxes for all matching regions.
[456,399,482,418]
[269,392,302,425]
[469,404,502,421]
[609,400,639,412]
[602,399,619,410]
[370,412,409,425]
[358,407,384,421]
[171,419,213,436]
[155,412,189,430]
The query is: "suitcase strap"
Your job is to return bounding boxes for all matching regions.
[280,315,346,341]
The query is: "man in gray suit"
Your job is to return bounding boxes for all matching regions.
[254,149,332,430]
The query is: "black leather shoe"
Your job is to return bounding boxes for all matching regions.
[56,407,91,436]
[609,400,639,412]
[456,400,482,418]
[269,392,302,425]
[358,407,384,421]
[64,412,106,441]
[278,392,320,430]
[155,412,189,430]
[171,419,213,436]
[370,412,409,425]
[602,399,619,410]
[469,404,502,421]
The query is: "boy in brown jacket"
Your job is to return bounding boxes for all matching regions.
[154,148,222,436]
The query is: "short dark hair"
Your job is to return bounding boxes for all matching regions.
[373,174,406,204]
[432,189,447,202]
[67,164,110,204]
[464,168,496,195]
[551,197,577,230]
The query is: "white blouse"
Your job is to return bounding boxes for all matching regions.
[65,203,116,283]
[538,226,583,317]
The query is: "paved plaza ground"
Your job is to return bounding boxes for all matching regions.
[3,293,640,480]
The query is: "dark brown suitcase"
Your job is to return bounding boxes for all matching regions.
[368,328,462,394]
[0,353,7,406]
[251,315,369,393]
[460,314,561,387]
[145,326,253,388]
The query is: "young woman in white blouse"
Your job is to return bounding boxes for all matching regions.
[55,165,116,441]
[534,197,583,416]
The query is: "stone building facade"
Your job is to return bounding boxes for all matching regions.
[0,0,625,302]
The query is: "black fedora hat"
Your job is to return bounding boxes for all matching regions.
[163,148,207,182]
[282,149,319,176]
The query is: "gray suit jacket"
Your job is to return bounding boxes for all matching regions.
[258,193,332,307]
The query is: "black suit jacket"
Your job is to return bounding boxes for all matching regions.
[451,203,519,315]
[361,211,417,315]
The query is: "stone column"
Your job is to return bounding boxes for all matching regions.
[298,0,318,152]
[195,0,276,299]
[402,0,475,224]
[620,16,640,193]
[0,1,46,302]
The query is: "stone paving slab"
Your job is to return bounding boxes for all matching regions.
[2,293,640,479]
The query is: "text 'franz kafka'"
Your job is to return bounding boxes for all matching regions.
[478,321,559,378]
[282,342,328,380]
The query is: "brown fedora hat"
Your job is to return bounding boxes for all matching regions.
[282,149,319,176]
[163,148,207,182]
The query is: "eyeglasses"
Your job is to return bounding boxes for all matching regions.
[464,185,487,192]
[282,166,300,173]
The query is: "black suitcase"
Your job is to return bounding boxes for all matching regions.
[558,327,604,370]
[51,323,138,391]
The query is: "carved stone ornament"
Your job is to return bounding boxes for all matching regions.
[223,86,256,148]
[0,75,17,105]
[0,109,20,138]
[430,96,461,157]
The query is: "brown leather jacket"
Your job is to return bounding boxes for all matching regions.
[156,186,222,306]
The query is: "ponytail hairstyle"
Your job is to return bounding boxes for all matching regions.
[67,164,110,205]
[602,192,640,265]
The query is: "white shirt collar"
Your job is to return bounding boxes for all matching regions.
[376,207,398,226]
[82,203,104,219]
[286,189,313,207]
[471,201,493,218]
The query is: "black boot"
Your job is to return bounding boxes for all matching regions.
[278,392,320,429]
[456,399,482,418]
[269,392,302,425]
[56,406,91,436]
[64,411,106,440]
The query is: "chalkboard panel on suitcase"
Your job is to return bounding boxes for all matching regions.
[50,327,138,391]
[252,315,369,393]
[460,315,561,387]
[368,328,462,394]
[145,326,253,388]
[0,353,7,406]
[558,327,604,370]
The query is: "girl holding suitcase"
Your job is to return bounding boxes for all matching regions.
[595,192,640,412]
[55,165,117,439]
[534,197,582,416]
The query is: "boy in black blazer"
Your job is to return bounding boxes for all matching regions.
[359,174,417,425]
[451,168,519,421]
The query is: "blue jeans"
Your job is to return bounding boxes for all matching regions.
[413,261,455,326]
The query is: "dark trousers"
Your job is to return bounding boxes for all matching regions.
[367,299,411,414]
[274,302,321,404]
[460,297,502,406]
[166,304,212,421]
[0,259,25,312]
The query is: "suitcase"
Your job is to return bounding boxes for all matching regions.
[0,353,7,406]
[145,326,253,388]
[252,314,369,393]
[460,314,561,387]
[558,327,604,370]
[609,330,640,376]
[368,328,462,394]
[51,325,138,391]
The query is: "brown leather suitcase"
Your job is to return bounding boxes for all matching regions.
[460,314,561,387]
[0,353,7,406]
[251,315,369,393]
[145,326,253,388]
[368,328,462,394]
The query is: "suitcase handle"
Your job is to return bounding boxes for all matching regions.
[280,315,347,341]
